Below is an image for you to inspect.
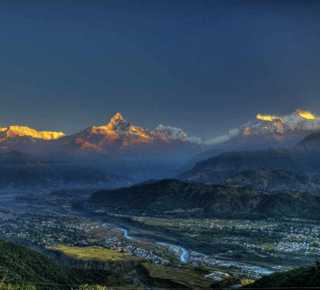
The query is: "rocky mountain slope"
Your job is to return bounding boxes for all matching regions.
[88,179,320,219]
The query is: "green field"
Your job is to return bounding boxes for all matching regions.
[48,245,142,262]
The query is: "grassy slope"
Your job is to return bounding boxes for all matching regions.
[49,245,217,289]
[0,240,128,290]
[142,263,214,290]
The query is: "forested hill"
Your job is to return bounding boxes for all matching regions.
[0,240,127,290]
[243,262,320,289]
[89,179,320,219]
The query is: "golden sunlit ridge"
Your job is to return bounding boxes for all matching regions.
[88,113,168,145]
[0,126,65,140]
[256,114,282,121]
[296,109,318,120]
[257,109,319,121]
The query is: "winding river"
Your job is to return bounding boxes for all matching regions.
[104,224,273,275]
[156,241,189,263]
[109,226,190,263]
[115,227,136,241]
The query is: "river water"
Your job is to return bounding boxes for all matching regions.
[156,241,189,263]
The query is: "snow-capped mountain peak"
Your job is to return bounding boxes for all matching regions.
[0,126,65,140]
[206,109,320,147]
[84,113,131,136]
[256,109,320,131]
[109,112,125,123]
[154,125,188,140]
[105,113,131,134]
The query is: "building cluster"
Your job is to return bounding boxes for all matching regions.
[104,235,170,264]
[0,214,93,247]
[190,251,273,280]
[0,213,171,265]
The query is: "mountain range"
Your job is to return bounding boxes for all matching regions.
[1,109,320,159]
[52,113,202,158]
[0,113,202,159]
[206,109,320,149]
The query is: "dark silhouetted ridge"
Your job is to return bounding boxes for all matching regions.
[89,179,320,219]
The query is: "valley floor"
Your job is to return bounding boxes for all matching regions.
[0,187,319,288]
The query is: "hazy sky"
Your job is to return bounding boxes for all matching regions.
[0,0,320,140]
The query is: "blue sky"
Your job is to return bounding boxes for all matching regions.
[0,0,320,139]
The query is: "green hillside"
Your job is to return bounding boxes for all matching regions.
[0,240,128,290]
[243,262,320,288]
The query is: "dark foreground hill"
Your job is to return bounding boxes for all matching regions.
[243,262,320,289]
[0,240,128,290]
[89,179,320,219]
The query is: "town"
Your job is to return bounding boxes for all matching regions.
[0,209,319,282]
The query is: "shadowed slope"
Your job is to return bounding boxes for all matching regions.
[89,179,320,219]
[0,240,127,290]
[243,263,320,289]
